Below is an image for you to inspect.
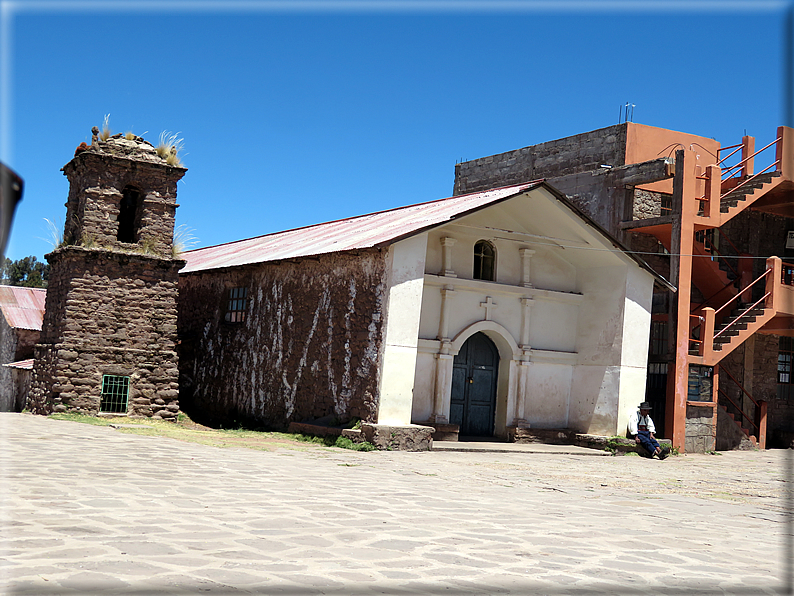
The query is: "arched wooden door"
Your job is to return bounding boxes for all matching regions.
[450,332,499,437]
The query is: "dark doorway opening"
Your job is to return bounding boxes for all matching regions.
[645,361,667,438]
[450,332,499,437]
[117,186,141,243]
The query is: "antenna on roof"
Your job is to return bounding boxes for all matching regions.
[619,102,636,124]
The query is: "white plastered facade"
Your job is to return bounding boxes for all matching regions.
[375,186,656,437]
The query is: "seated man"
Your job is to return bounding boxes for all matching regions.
[628,402,669,459]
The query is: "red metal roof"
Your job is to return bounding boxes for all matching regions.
[3,358,33,370]
[181,182,541,273]
[0,286,46,331]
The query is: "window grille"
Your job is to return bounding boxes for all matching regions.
[687,365,713,401]
[224,287,248,323]
[649,321,668,357]
[473,240,495,281]
[100,375,130,413]
[778,337,793,399]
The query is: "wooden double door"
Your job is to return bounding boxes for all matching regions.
[450,332,499,437]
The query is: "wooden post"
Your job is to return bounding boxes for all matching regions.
[741,135,755,179]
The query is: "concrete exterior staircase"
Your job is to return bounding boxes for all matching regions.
[706,303,776,365]
[719,171,783,219]
[691,236,744,309]
[721,406,756,442]
[717,403,758,449]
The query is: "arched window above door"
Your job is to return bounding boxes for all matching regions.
[473,240,495,281]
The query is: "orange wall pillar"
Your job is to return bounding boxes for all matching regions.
[666,150,699,452]
[776,126,794,180]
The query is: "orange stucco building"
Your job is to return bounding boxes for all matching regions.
[454,122,794,452]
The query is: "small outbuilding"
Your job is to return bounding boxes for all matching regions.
[0,286,45,412]
[178,181,668,442]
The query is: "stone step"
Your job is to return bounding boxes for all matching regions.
[712,307,768,350]
[720,172,781,212]
[721,406,752,437]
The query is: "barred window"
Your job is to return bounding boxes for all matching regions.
[224,287,248,323]
[687,365,713,401]
[778,337,793,399]
[649,321,668,357]
[100,375,129,413]
[473,240,495,281]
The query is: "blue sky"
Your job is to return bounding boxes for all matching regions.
[1,0,790,262]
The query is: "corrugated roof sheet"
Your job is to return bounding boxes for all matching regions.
[3,358,33,370]
[181,182,540,273]
[0,286,46,331]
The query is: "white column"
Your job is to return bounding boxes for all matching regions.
[441,237,457,277]
[437,285,456,340]
[519,297,533,349]
[513,360,531,428]
[520,248,536,288]
[431,351,454,423]
[377,234,428,425]
[432,284,456,424]
[505,359,518,429]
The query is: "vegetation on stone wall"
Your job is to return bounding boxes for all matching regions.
[0,256,49,288]
[156,131,185,167]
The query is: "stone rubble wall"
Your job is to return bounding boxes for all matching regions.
[28,247,182,418]
[178,250,388,429]
[721,210,794,292]
[632,189,667,219]
[62,151,183,258]
[453,124,628,196]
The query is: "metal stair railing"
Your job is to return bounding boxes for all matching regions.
[718,135,782,202]
[690,261,777,363]
[695,229,741,281]
[717,366,767,448]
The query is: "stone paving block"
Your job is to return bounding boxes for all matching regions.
[0,413,786,595]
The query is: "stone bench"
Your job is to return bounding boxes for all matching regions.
[287,421,433,451]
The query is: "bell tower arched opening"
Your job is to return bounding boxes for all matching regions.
[117,185,141,243]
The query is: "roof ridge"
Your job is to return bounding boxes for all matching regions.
[184,181,540,255]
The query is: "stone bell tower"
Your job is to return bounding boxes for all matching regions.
[29,128,186,419]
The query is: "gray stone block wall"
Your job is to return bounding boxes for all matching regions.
[685,405,716,452]
[453,124,628,196]
[178,250,388,429]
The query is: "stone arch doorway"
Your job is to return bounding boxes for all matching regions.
[450,332,499,437]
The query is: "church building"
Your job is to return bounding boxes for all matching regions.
[178,181,665,441]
